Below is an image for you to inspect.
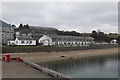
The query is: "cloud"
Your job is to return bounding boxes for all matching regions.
[2,2,118,33]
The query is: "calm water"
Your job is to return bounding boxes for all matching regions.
[42,54,119,78]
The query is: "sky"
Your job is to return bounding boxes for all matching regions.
[2,2,118,33]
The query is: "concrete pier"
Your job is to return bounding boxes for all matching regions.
[2,60,52,78]
[0,60,2,79]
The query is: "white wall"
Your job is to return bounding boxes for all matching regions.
[110,40,117,44]
[39,35,94,46]
[7,41,15,45]
[39,35,52,46]
[52,40,92,46]
[15,38,36,46]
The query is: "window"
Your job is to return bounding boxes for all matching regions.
[53,38,56,41]
[10,33,12,36]
[30,41,32,44]
[21,40,25,44]
[16,41,18,44]
[26,41,29,44]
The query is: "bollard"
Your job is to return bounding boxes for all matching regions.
[16,57,21,62]
[5,54,10,62]
[2,56,5,61]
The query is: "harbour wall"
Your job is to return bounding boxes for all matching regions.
[2,44,118,53]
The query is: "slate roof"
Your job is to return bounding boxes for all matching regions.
[17,27,57,35]
[29,26,58,31]
[0,20,14,27]
[47,35,94,40]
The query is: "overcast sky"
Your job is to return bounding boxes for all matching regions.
[2,2,118,33]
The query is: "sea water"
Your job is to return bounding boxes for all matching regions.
[42,54,119,78]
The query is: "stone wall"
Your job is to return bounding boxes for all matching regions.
[2,44,118,53]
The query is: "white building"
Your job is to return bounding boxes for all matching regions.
[13,37,36,46]
[39,35,94,46]
[110,39,118,44]
[7,40,15,46]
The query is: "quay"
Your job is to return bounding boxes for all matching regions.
[1,58,71,79]
[2,60,52,78]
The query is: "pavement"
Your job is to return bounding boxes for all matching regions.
[0,60,2,79]
[2,60,52,78]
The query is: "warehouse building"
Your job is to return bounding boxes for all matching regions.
[39,35,94,46]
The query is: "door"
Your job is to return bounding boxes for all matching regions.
[43,39,50,46]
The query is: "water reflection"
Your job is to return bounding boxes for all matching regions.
[42,55,118,78]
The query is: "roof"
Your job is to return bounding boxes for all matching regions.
[29,26,58,31]
[0,20,14,27]
[17,29,32,34]
[46,35,94,40]
[111,39,117,42]
[17,27,57,35]
[16,37,35,40]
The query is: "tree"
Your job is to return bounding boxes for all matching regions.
[92,30,97,34]
[90,30,108,42]
[18,23,23,28]
[56,30,81,36]
[11,24,16,28]
[91,30,98,40]
[104,36,111,42]
[24,24,29,29]
[116,35,120,44]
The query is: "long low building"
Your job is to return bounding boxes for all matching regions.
[39,35,94,46]
[8,37,36,46]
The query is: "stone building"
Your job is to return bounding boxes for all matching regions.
[0,20,15,45]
